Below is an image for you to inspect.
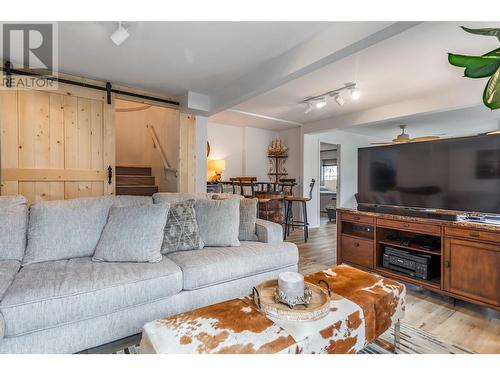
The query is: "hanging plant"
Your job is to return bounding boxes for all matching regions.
[448,27,500,110]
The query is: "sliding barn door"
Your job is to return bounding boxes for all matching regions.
[0,78,115,204]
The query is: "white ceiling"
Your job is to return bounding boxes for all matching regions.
[340,105,500,140]
[54,22,330,96]
[210,21,500,130]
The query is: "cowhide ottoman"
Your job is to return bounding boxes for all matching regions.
[140,264,406,354]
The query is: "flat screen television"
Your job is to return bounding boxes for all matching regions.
[357,134,500,214]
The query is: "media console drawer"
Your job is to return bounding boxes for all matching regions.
[341,212,374,225]
[341,235,374,269]
[445,227,500,243]
[377,218,441,236]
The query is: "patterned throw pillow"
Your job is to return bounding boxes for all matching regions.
[161,199,203,254]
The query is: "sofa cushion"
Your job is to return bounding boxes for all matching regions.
[168,241,299,290]
[0,196,28,261]
[93,202,169,263]
[0,257,182,337]
[195,198,240,247]
[153,192,202,204]
[255,219,283,244]
[113,195,153,206]
[238,198,258,241]
[23,197,114,265]
[0,260,20,302]
[0,260,21,340]
[161,199,203,254]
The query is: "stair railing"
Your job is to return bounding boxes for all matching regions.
[146,124,178,177]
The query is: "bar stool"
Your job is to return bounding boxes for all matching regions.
[284,179,316,242]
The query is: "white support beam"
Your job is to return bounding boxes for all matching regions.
[209,22,421,115]
[302,80,485,134]
[180,91,211,115]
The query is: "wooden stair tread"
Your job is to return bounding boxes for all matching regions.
[115,166,158,196]
[116,175,155,186]
[116,185,159,197]
[116,166,152,176]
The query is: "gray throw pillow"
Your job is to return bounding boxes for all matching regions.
[23,196,114,265]
[93,202,170,263]
[161,199,203,254]
[239,198,258,241]
[195,199,240,247]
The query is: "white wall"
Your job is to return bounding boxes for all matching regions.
[207,122,284,182]
[244,127,278,181]
[207,123,244,179]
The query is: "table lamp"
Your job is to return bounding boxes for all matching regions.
[208,159,226,182]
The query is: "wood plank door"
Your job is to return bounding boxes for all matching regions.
[0,79,115,204]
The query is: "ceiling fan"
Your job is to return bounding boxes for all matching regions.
[371,125,442,145]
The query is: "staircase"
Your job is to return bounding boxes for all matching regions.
[116,166,159,196]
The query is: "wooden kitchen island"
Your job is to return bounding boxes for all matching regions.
[337,208,500,310]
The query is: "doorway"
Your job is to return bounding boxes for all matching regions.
[319,142,339,226]
[114,99,180,195]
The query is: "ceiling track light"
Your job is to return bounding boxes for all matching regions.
[315,98,327,109]
[333,93,345,106]
[304,102,314,114]
[350,86,361,100]
[110,22,130,46]
[301,82,359,113]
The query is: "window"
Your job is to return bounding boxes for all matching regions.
[323,165,337,181]
[321,158,337,184]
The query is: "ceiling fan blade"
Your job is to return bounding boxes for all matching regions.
[487,130,500,135]
[410,136,441,142]
[392,137,410,143]
[371,142,394,145]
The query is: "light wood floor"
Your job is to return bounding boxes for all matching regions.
[286,215,500,354]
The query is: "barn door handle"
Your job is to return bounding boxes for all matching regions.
[444,260,450,268]
[107,166,113,184]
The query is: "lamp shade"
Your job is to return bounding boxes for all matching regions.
[208,159,226,171]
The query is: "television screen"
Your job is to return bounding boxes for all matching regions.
[357,134,500,214]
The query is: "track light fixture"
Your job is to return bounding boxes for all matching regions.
[333,93,345,106]
[304,102,314,114]
[110,22,130,46]
[315,98,327,109]
[301,82,360,114]
[350,86,361,100]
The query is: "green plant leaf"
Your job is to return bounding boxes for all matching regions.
[483,67,500,110]
[465,48,500,78]
[461,26,500,42]
[448,53,500,68]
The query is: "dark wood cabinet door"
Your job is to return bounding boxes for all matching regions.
[341,235,374,269]
[444,238,500,306]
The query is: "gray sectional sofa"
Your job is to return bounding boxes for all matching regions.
[0,193,298,353]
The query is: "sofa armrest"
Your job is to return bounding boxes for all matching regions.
[255,219,283,244]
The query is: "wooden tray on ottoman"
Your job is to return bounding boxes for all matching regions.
[253,280,330,321]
